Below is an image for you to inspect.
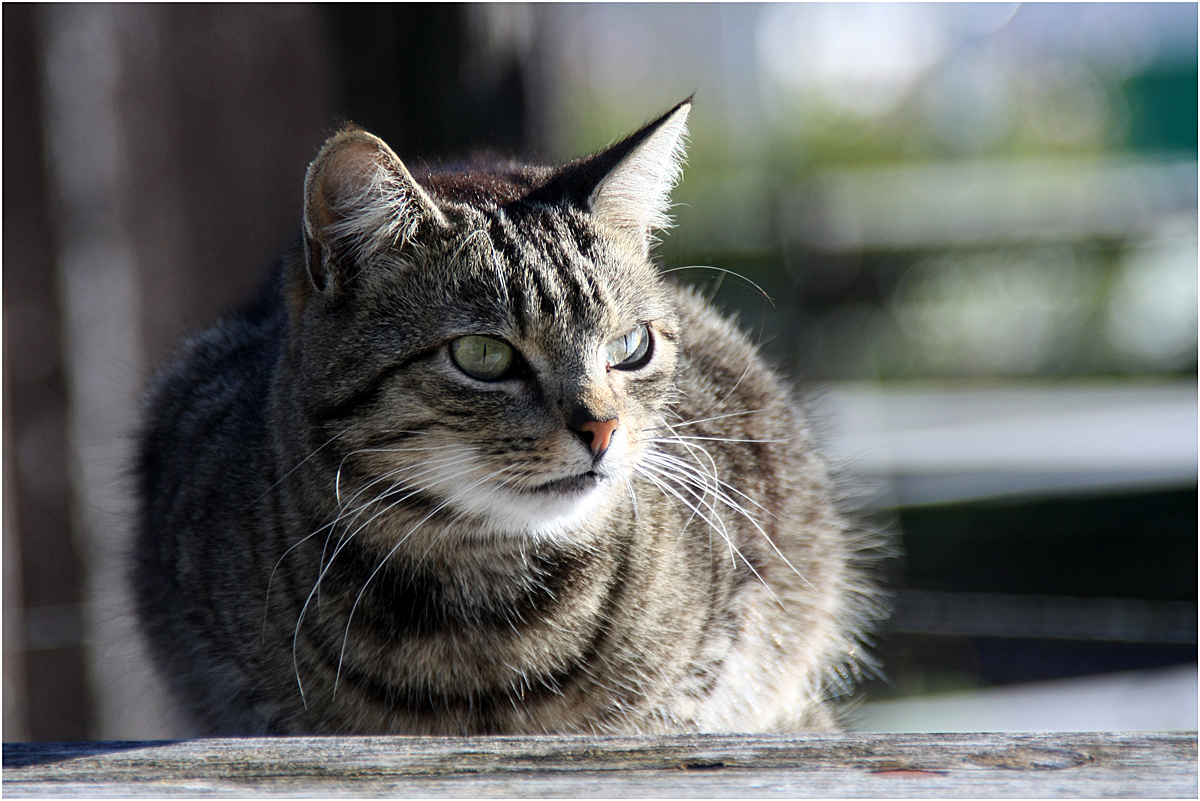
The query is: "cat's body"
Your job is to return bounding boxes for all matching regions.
[134,100,883,735]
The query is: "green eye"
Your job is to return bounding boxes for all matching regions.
[450,335,515,381]
[606,324,652,370]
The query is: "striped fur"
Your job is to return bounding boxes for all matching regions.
[134,100,886,735]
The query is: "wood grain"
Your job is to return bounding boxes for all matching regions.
[4,732,1195,797]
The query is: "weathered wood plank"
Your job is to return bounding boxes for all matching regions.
[4,732,1196,798]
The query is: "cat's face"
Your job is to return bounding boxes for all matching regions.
[298,207,681,538]
[285,103,690,540]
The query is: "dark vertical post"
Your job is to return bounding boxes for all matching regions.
[2,2,94,741]
[322,4,528,161]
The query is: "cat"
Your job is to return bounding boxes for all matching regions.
[133,98,885,735]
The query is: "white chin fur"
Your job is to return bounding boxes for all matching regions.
[404,439,627,538]
[451,478,614,537]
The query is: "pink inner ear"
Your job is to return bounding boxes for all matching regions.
[310,139,383,229]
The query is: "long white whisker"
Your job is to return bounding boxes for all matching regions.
[645,445,778,521]
[248,425,356,509]
[264,520,337,641]
[333,450,476,521]
[327,449,478,535]
[716,359,756,407]
[651,434,788,445]
[635,463,782,607]
[318,456,483,608]
[271,430,446,637]
[662,408,770,429]
[647,437,729,559]
[334,439,464,505]
[322,452,477,576]
[332,464,515,696]
[637,459,734,565]
[290,450,481,704]
[644,445,815,594]
[659,265,774,305]
[625,478,640,524]
[648,410,817,595]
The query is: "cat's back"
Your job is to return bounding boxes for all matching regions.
[138,266,285,498]
[134,266,288,705]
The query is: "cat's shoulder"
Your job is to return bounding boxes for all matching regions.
[668,280,768,367]
[666,278,798,419]
[143,260,287,433]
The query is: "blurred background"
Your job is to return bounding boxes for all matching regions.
[4,3,1195,740]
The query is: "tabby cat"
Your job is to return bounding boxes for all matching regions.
[134,99,883,735]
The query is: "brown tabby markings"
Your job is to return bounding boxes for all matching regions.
[134,99,885,735]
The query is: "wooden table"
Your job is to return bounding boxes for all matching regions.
[4,732,1196,797]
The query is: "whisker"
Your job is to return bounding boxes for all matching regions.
[643,446,816,595]
[269,439,464,637]
[323,453,477,575]
[716,359,756,408]
[650,434,788,445]
[332,464,516,697]
[264,519,336,637]
[334,450,476,520]
[644,446,778,522]
[290,450,481,703]
[335,441,470,507]
[318,457,482,603]
[247,425,357,509]
[659,265,774,305]
[636,459,734,563]
[327,449,477,531]
[625,478,640,524]
[634,463,783,606]
[661,408,770,429]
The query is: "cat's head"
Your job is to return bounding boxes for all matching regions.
[283,100,692,540]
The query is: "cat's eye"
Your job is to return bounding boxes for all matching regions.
[450,335,515,381]
[606,324,652,370]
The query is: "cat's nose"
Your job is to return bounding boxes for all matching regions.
[574,418,619,457]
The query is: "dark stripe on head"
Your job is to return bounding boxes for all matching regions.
[488,214,529,335]
[523,262,559,321]
[552,247,596,323]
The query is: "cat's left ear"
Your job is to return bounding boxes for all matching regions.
[586,98,691,256]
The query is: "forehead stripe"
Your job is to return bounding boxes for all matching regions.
[484,205,613,334]
[524,260,558,319]
[487,212,530,335]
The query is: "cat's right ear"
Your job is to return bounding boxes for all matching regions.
[302,128,445,293]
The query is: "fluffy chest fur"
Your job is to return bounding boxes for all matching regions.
[134,100,884,735]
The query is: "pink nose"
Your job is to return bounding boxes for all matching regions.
[578,418,618,455]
